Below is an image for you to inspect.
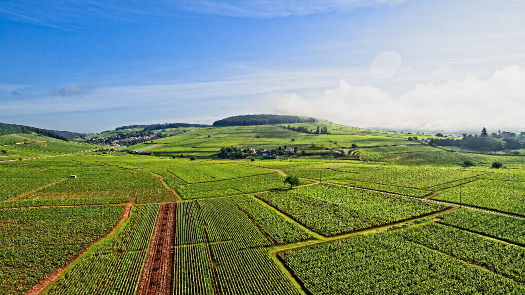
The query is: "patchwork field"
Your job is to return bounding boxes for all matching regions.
[1,124,525,294]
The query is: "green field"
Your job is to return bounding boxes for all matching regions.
[1,122,525,294]
[0,206,123,295]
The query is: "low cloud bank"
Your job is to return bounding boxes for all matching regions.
[268,65,525,132]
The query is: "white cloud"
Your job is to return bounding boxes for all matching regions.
[268,65,525,131]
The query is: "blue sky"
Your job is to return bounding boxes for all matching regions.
[1,0,525,133]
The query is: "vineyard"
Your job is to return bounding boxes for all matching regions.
[0,206,123,295]
[172,199,300,294]
[2,123,525,294]
[279,232,525,294]
[258,184,446,236]
[396,222,525,283]
[46,204,160,295]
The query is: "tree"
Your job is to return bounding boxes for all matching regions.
[492,162,503,169]
[283,175,300,189]
[481,127,488,137]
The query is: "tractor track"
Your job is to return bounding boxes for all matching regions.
[137,202,176,295]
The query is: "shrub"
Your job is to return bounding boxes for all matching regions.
[463,160,475,167]
[491,162,503,169]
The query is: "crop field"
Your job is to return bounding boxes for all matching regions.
[434,178,525,216]
[258,184,446,236]
[439,209,525,245]
[9,164,176,204]
[167,163,272,183]
[177,174,294,199]
[282,164,483,197]
[396,222,525,284]
[46,204,160,295]
[279,232,525,294]
[172,199,300,294]
[0,205,123,295]
[2,123,525,294]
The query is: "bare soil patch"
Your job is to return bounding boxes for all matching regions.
[137,202,176,295]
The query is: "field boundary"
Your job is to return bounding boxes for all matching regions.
[152,173,182,201]
[25,199,134,295]
[6,178,67,202]
[267,207,455,295]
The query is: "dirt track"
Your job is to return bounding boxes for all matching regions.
[137,202,176,295]
[24,199,134,295]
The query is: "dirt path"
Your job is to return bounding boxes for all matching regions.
[12,134,45,142]
[153,173,182,201]
[137,202,176,295]
[24,199,135,295]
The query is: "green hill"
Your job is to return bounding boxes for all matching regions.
[0,122,69,141]
[213,114,319,126]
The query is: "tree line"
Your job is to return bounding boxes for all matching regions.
[213,114,318,126]
[431,128,524,151]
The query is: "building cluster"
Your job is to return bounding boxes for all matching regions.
[88,133,159,147]
[243,147,296,158]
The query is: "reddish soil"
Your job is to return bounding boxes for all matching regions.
[24,199,134,295]
[137,202,176,295]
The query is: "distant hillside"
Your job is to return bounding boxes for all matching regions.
[115,123,210,132]
[0,123,69,141]
[52,130,90,139]
[213,114,318,127]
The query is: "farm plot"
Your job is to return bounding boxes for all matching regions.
[396,222,525,284]
[0,205,123,295]
[173,199,300,295]
[358,145,468,165]
[234,195,316,245]
[439,209,525,246]
[434,179,525,216]
[47,204,160,295]
[169,163,272,184]
[258,184,446,236]
[0,196,130,209]
[279,232,525,294]
[284,165,482,197]
[177,174,291,199]
[17,168,175,204]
